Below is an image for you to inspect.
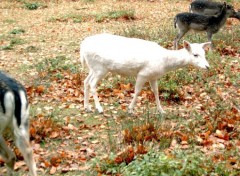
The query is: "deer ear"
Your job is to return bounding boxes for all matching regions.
[202,42,211,51]
[183,40,191,51]
[223,2,227,8]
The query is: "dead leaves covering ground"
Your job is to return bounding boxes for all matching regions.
[0,0,240,175]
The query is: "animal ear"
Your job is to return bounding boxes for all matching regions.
[226,4,233,10]
[183,40,191,51]
[223,2,227,7]
[202,42,211,51]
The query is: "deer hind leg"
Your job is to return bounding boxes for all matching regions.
[14,123,37,176]
[84,70,93,112]
[89,70,107,113]
[0,135,16,176]
[13,101,37,176]
[149,80,165,114]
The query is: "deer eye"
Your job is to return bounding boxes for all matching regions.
[193,54,199,57]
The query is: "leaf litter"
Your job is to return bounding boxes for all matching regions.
[0,0,240,175]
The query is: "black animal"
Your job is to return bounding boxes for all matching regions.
[174,2,235,49]
[190,0,239,20]
[0,71,37,176]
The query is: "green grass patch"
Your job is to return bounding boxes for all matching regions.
[84,0,95,2]
[120,26,153,40]
[95,10,135,23]
[93,147,239,175]
[24,2,41,10]
[25,45,39,53]
[10,38,25,45]
[48,10,135,23]
[48,13,85,23]
[3,19,16,24]
[0,37,25,50]
[1,45,14,50]
[35,55,79,76]
[215,25,240,49]
[10,28,25,34]
[123,149,236,176]
[119,25,175,48]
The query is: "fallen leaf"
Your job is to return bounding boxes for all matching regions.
[50,166,57,175]
[216,130,224,139]
[50,131,59,139]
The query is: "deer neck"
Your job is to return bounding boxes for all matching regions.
[163,49,190,72]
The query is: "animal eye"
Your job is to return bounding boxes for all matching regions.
[194,54,199,57]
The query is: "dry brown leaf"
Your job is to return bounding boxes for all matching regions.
[50,131,59,139]
[50,166,57,175]
[14,161,26,170]
[216,130,224,139]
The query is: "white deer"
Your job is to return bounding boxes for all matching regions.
[80,33,210,114]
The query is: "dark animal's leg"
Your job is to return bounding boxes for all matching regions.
[174,30,188,50]
[207,31,213,50]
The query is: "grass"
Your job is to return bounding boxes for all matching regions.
[35,55,79,75]
[95,10,135,23]
[91,100,239,175]
[25,45,39,52]
[48,9,135,23]
[119,25,176,48]
[24,2,41,10]
[48,13,84,23]
[0,0,239,175]
[0,37,26,50]
[122,149,237,176]
[10,38,25,45]
[84,0,95,2]
[1,45,14,50]
[3,19,16,24]
[119,26,160,41]
[10,28,25,34]
[0,28,26,50]
[87,40,240,174]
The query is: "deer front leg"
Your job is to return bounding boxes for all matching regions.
[128,76,147,113]
[206,31,213,50]
[174,30,187,50]
[149,80,165,114]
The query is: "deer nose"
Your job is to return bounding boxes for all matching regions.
[206,65,210,70]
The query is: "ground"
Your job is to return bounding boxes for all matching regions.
[0,0,240,175]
